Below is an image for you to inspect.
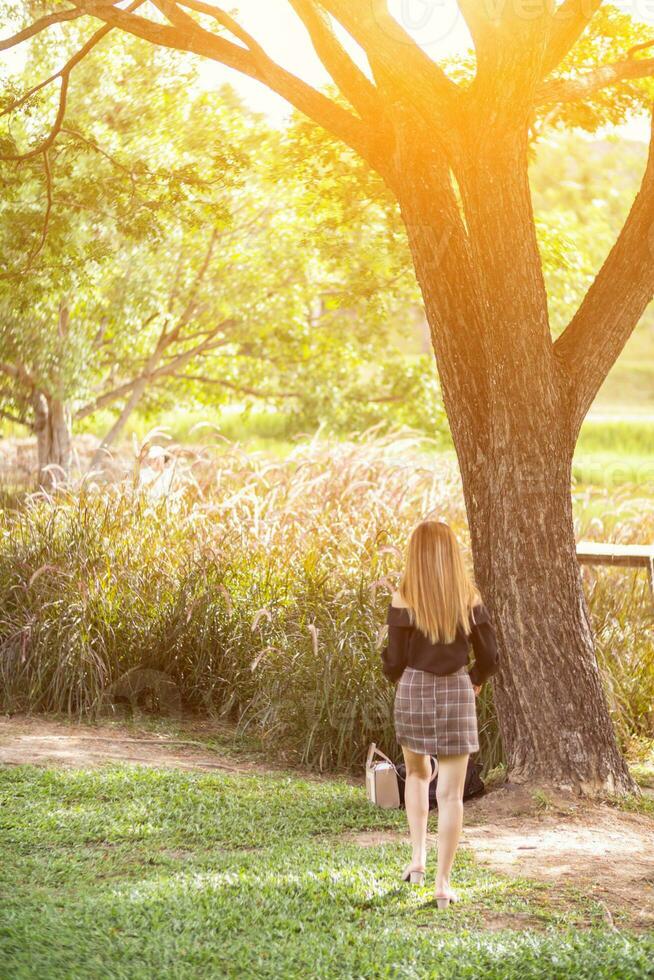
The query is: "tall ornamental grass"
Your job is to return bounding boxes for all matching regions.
[0,430,651,772]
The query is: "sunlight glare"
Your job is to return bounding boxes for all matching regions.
[199,0,472,122]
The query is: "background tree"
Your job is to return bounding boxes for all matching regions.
[0,33,244,484]
[1,27,431,482]
[2,0,654,791]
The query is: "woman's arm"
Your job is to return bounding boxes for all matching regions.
[381,599,411,682]
[468,604,499,686]
[381,624,409,682]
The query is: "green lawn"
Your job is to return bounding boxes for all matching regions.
[1,764,653,979]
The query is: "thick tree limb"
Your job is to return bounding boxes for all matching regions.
[149,0,199,33]
[457,0,553,88]
[108,0,456,121]
[287,0,381,120]
[540,0,604,79]
[174,0,266,53]
[627,40,654,59]
[554,108,654,438]
[537,53,654,105]
[320,0,459,119]
[456,0,495,55]
[73,2,379,165]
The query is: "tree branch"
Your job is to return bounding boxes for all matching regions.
[554,107,654,439]
[76,317,237,420]
[164,226,219,345]
[627,39,654,59]
[60,126,139,195]
[540,0,604,79]
[75,378,139,420]
[149,0,200,34]
[174,0,268,53]
[455,0,495,57]
[457,0,553,92]
[1,73,70,162]
[168,373,302,399]
[320,0,459,126]
[0,407,32,428]
[0,359,36,389]
[73,1,380,166]
[286,0,381,121]
[1,1,144,161]
[24,150,53,269]
[0,149,55,280]
[537,52,654,105]
[151,328,235,378]
[0,7,83,51]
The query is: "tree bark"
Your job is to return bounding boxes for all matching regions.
[461,437,633,794]
[32,390,73,490]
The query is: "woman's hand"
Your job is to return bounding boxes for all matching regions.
[472,684,482,697]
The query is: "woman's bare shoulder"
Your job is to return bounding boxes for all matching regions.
[391,590,409,609]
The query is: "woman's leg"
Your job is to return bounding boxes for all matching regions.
[434,753,469,896]
[400,744,431,869]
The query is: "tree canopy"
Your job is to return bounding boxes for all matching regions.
[1,22,444,468]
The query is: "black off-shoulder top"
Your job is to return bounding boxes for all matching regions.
[380,602,499,686]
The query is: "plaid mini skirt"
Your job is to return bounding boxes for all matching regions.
[393,665,479,756]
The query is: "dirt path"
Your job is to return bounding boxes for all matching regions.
[0,715,275,775]
[2,716,653,930]
[0,715,357,781]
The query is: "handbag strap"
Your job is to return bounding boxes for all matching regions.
[368,742,395,768]
[367,742,438,782]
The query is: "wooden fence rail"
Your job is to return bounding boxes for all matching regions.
[576,540,654,600]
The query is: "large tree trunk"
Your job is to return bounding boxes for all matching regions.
[32,391,73,490]
[461,425,633,794]
[394,123,635,795]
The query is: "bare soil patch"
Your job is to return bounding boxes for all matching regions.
[0,714,356,784]
[2,716,653,929]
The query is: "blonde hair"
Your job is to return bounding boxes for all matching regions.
[398,520,481,644]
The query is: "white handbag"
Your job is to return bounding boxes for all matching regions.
[365,742,438,809]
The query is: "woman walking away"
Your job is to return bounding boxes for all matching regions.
[381,520,499,909]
